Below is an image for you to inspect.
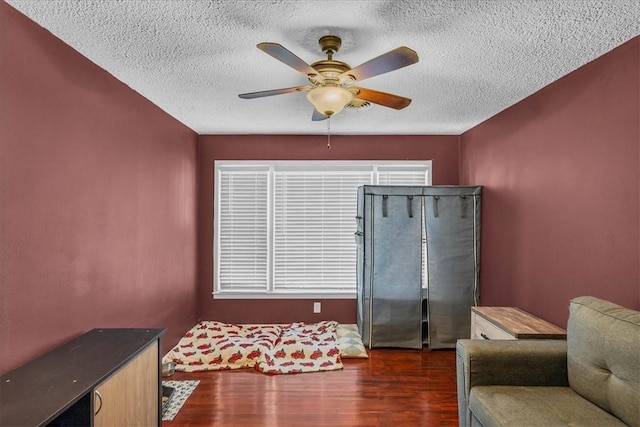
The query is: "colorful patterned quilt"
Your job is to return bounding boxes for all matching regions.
[164,320,343,375]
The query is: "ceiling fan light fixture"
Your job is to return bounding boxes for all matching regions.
[306,86,353,116]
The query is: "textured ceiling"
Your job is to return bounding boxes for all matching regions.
[6,0,639,135]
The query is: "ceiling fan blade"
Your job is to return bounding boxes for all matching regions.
[350,86,412,110]
[311,109,329,121]
[340,47,418,82]
[239,86,309,99]
[257,42,319,77]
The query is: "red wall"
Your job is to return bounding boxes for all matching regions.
[460,37,640,327]
[197,135,460,323]
[0,2,199,373]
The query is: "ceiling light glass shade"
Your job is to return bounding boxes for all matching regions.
[306,86,354,116]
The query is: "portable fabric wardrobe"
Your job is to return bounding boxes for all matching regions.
[355,185,481,349]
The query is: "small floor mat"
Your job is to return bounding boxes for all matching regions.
[161,380,199,421]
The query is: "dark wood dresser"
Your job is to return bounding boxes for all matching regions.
[0,328,165,426]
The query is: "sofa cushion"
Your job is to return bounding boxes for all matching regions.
[568,296,640,427]
[470,385,628,427]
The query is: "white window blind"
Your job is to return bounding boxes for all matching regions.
[217,168,269,292]
[214,161,431,298]
[273,171,371,293]
[377,167,428,185]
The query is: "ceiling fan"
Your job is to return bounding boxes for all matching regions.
[238,35,419,121]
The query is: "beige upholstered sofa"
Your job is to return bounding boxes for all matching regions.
[456,296,640,427]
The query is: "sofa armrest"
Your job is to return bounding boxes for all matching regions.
[456,339,568,427]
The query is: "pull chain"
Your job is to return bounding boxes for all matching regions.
[327,116,331,149]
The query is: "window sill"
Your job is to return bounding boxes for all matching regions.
[212,292,357,300]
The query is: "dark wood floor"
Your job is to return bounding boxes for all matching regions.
[163,348,459,427]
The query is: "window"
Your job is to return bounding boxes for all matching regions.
[214,161,431,298]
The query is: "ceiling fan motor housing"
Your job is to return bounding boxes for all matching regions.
[310,36,354,85]
[309,59,352,84]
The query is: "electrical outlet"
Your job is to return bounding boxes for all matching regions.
[313,302,321,313]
